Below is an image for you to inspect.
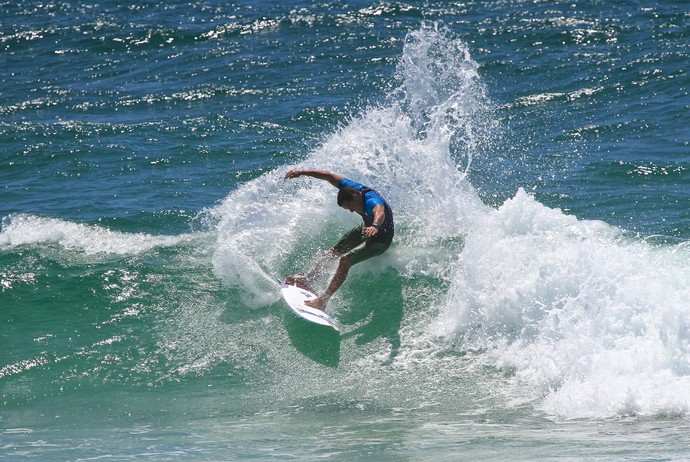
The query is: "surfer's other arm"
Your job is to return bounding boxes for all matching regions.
[284,169,344,188]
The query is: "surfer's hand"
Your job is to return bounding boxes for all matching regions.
[284,170,302,179]
[363,226,379,238]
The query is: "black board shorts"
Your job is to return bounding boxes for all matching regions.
[333,225,392,266]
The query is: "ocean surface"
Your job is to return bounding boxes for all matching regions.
[2,0,690,460]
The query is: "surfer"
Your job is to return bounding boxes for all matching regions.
[284,169,394,310]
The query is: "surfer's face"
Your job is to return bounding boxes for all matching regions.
[340,199,361,214]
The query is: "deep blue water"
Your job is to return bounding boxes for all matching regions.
[2,1,690,460]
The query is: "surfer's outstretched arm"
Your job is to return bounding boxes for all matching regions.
[284,169,344,188]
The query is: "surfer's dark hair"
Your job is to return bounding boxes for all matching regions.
[337,187,359,206]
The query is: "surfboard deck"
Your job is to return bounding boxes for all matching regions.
[280,282,340,331]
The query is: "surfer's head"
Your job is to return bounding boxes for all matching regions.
[337,186,360,206]
[337,187,363,213]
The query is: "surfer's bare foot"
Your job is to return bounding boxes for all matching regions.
[305,296,327,310]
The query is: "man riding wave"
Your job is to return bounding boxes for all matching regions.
[284,169,394,310]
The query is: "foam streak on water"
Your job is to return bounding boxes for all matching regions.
[0,214,194,255]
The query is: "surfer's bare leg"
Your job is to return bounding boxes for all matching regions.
[305,255,350,310]
[305,249,339,281]
[303,227,358,284]
[286,249,339,289]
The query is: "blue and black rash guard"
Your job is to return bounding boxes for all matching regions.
[338,178,394,243]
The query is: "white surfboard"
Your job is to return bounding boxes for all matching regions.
[280,283,340,331]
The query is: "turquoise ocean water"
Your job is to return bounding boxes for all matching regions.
[2,1,690,459]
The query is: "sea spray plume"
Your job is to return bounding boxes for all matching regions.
[392,22,498,180]
[373,22,495,246]
[210,25,495,304]
[312,23,495,243]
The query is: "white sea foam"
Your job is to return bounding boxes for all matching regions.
[435,189,690,418]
